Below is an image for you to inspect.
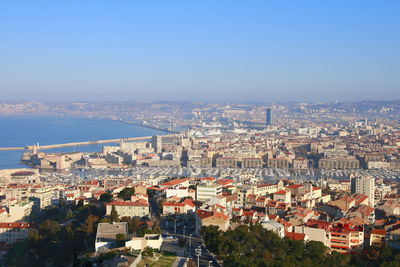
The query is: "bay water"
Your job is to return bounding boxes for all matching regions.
[0,115,165,169]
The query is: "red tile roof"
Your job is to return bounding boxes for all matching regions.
[0,222,32,229]
[286,184,303,189]
[354,194,369,205]
[371,229,386,236]
[196,209,213,219]
[161,178,189,187]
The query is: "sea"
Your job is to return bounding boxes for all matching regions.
[0,115,165,169]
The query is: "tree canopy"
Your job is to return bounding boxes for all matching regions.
[118,187,135,201]
[201,224,400,267]
[110,205,119,222]
[99,192,113,202]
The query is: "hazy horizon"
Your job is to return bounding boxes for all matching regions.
[1,1,399,102]
[1,99,400,105]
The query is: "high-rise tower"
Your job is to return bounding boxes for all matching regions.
[266,107,273,126]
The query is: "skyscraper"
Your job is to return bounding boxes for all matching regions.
[266,107,273,126]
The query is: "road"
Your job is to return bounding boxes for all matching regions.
[160,215,221,267]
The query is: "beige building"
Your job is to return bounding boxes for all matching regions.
[125,234,163,250]
[370,229,386,246]
[319,158,359,169]
[216,157,237,168]
[329,196,355,212]
[242,158,263,168]
[196,210,230,232]
[162,199,196,215]
[267,159,289,169]
[189,157,212,168]
[292,158,308,169]
[106,201,149,218]
[273,190,291,204]
[7,200,35,222]
[253,183,280,196]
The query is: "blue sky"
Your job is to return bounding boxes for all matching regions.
[0,1,399,102]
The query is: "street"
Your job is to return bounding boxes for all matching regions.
[160,215,221,267]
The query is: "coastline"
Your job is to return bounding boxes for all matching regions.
[0,115,167,169]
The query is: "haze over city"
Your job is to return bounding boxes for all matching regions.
[1,0,399,102]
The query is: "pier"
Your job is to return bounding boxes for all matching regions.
[0,134,175,151]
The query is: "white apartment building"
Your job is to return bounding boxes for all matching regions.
[166,187,189,199]
[196,183,222,202]
[30,187,52,209]
[351,176,375,207]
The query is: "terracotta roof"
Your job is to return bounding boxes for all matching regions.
[161,178,189,187]
[278,219,292,227]
[371,229,386,236]
[196,209,213,219]
[340,195,355,203]
[201,177,216,181]
[208,211,229,221]
[0,222,31,229]
[163,199,195,208]
[247,194,257,199]
[269,215,278,220]
[286,184,303,189]
[306,219,331,230]
[183,199,196,207]
[354,195,369,205]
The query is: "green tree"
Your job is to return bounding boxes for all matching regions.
[83,214,98,235]
[39,219,61,237]
[142,246,154,257]
[110,205,119,222]
[151,221,161,234]
[99,217,111,223]
[77,199,84,207]
[116,233,126,247]
[118,187,135,201]
[59,194,67,208]
[100,192,113,202]
[65,208,74,219]
[201,224,353,266]
[28,229,41,248]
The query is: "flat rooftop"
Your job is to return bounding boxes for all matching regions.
[96,222,128,242]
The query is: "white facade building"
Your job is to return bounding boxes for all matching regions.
[351,176,375,207]
[196,184,222,202]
